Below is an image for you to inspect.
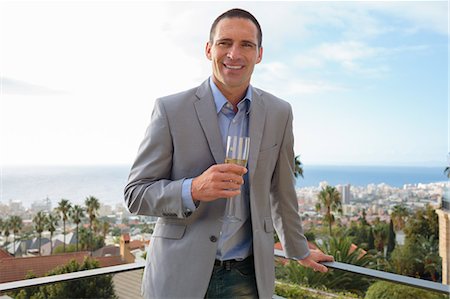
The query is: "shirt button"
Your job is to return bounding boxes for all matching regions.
[209,235,218,243]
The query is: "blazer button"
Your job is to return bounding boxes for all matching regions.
[209,235,218,243]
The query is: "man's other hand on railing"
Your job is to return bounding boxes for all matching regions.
[297,248,334,273]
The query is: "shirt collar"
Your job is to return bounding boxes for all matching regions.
[209,77,252,114]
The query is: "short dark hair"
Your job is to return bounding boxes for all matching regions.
[209,8,262,48]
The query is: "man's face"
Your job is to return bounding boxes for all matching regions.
[206,17,263,92]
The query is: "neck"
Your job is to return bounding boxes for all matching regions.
[212,77,249,107]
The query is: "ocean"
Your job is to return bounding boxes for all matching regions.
[0,165,447,208]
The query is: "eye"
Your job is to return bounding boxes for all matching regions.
[217,40,231,47]
[242,42,255,49]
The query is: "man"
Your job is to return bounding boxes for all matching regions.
[125,8,333,298]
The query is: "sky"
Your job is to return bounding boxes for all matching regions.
[0,1,448,167]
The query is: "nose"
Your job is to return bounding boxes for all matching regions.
[227,44,241,60]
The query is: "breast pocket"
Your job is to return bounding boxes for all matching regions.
[152,223,187,240]
[255,144,279,177]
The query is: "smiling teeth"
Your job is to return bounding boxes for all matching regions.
[225,65,243,69]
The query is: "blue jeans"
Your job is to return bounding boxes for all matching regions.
[205,256,258,298]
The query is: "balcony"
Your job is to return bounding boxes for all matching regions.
[1,250,448,299]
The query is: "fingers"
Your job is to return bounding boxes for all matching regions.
[298,249,335,273]
[322,254,335,262]
[213,163,247,176]
[313,262,328,273]
[191,164,248,202]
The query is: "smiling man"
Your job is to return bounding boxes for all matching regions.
[125,8,333,298]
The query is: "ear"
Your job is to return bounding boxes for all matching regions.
[205,42,212,61]
[256,47,263,64]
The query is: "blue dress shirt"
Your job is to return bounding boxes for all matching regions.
[181,77,253,261]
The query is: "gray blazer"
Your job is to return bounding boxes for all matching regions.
[124,79,309,299]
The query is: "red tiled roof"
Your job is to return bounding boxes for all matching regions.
[129,240,145,251]
[274,242,283,251]
[93,245,120,257]
[0,248,12,259]
[0,252,125,283]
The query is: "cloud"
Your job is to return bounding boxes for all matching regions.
[367,1,448,36]
[253,62,346,96]
[294,41,430,77]
[1,77,64,95]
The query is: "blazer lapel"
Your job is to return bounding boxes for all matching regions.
[248,87,266,183]
[194,80,225,164]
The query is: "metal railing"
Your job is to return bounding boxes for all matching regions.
[274,249,449,294]
[1,251,449,295]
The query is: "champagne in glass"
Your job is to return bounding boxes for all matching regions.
[221,136,250,223]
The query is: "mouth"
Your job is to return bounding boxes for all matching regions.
[223,63,244,70]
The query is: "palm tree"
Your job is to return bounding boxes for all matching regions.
[294,155,304,178]
[85,196,100,252]
[70,205,85,252]
[33,211,47,256]
[46,212,60,254]
[372,219,388,253]
[316,185,342,236]
[415,235,441,282]
[101,221,110,240]
[3,219,11,249]
[390,204,409,231]
[56,199,72,252]
[358,209,369,227]
[280,237,375,296]
[9,215,22,256]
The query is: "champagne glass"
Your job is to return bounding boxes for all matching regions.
[220,136,250,223]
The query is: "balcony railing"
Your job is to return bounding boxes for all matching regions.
[1,250,449,296]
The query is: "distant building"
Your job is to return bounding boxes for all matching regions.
[8,199,25,215]
[30,197,52,214]
[338,184,352,204]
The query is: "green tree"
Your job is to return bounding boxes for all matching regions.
[9,215,22,256]
[389,243,418,276]
[78,227,90,251]
[372,218,388,254]
[345,220,371,250]
[9,257,117,299]
[386,219,396,258]
[85,196,100,252]
[390,204,409,231]
[358,209,369,227]
[56,199,72,253]
[367,226,375,251]
[33,211,47,256]
[277,236,375,296]
[101,221,110,240]
[316,185,342,236]
[365,281,446,299]
[70,204,85,252]
[388,206,441,281]
[294,155,304,178]
[10,271,39,299]
[3,219,11,248]
[53,244,78,254]
[415,235,441,282]
[46,212,60,254]
[404,204,439,243]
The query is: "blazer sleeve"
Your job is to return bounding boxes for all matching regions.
[124,98,189,219]
[269,105,310,259]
